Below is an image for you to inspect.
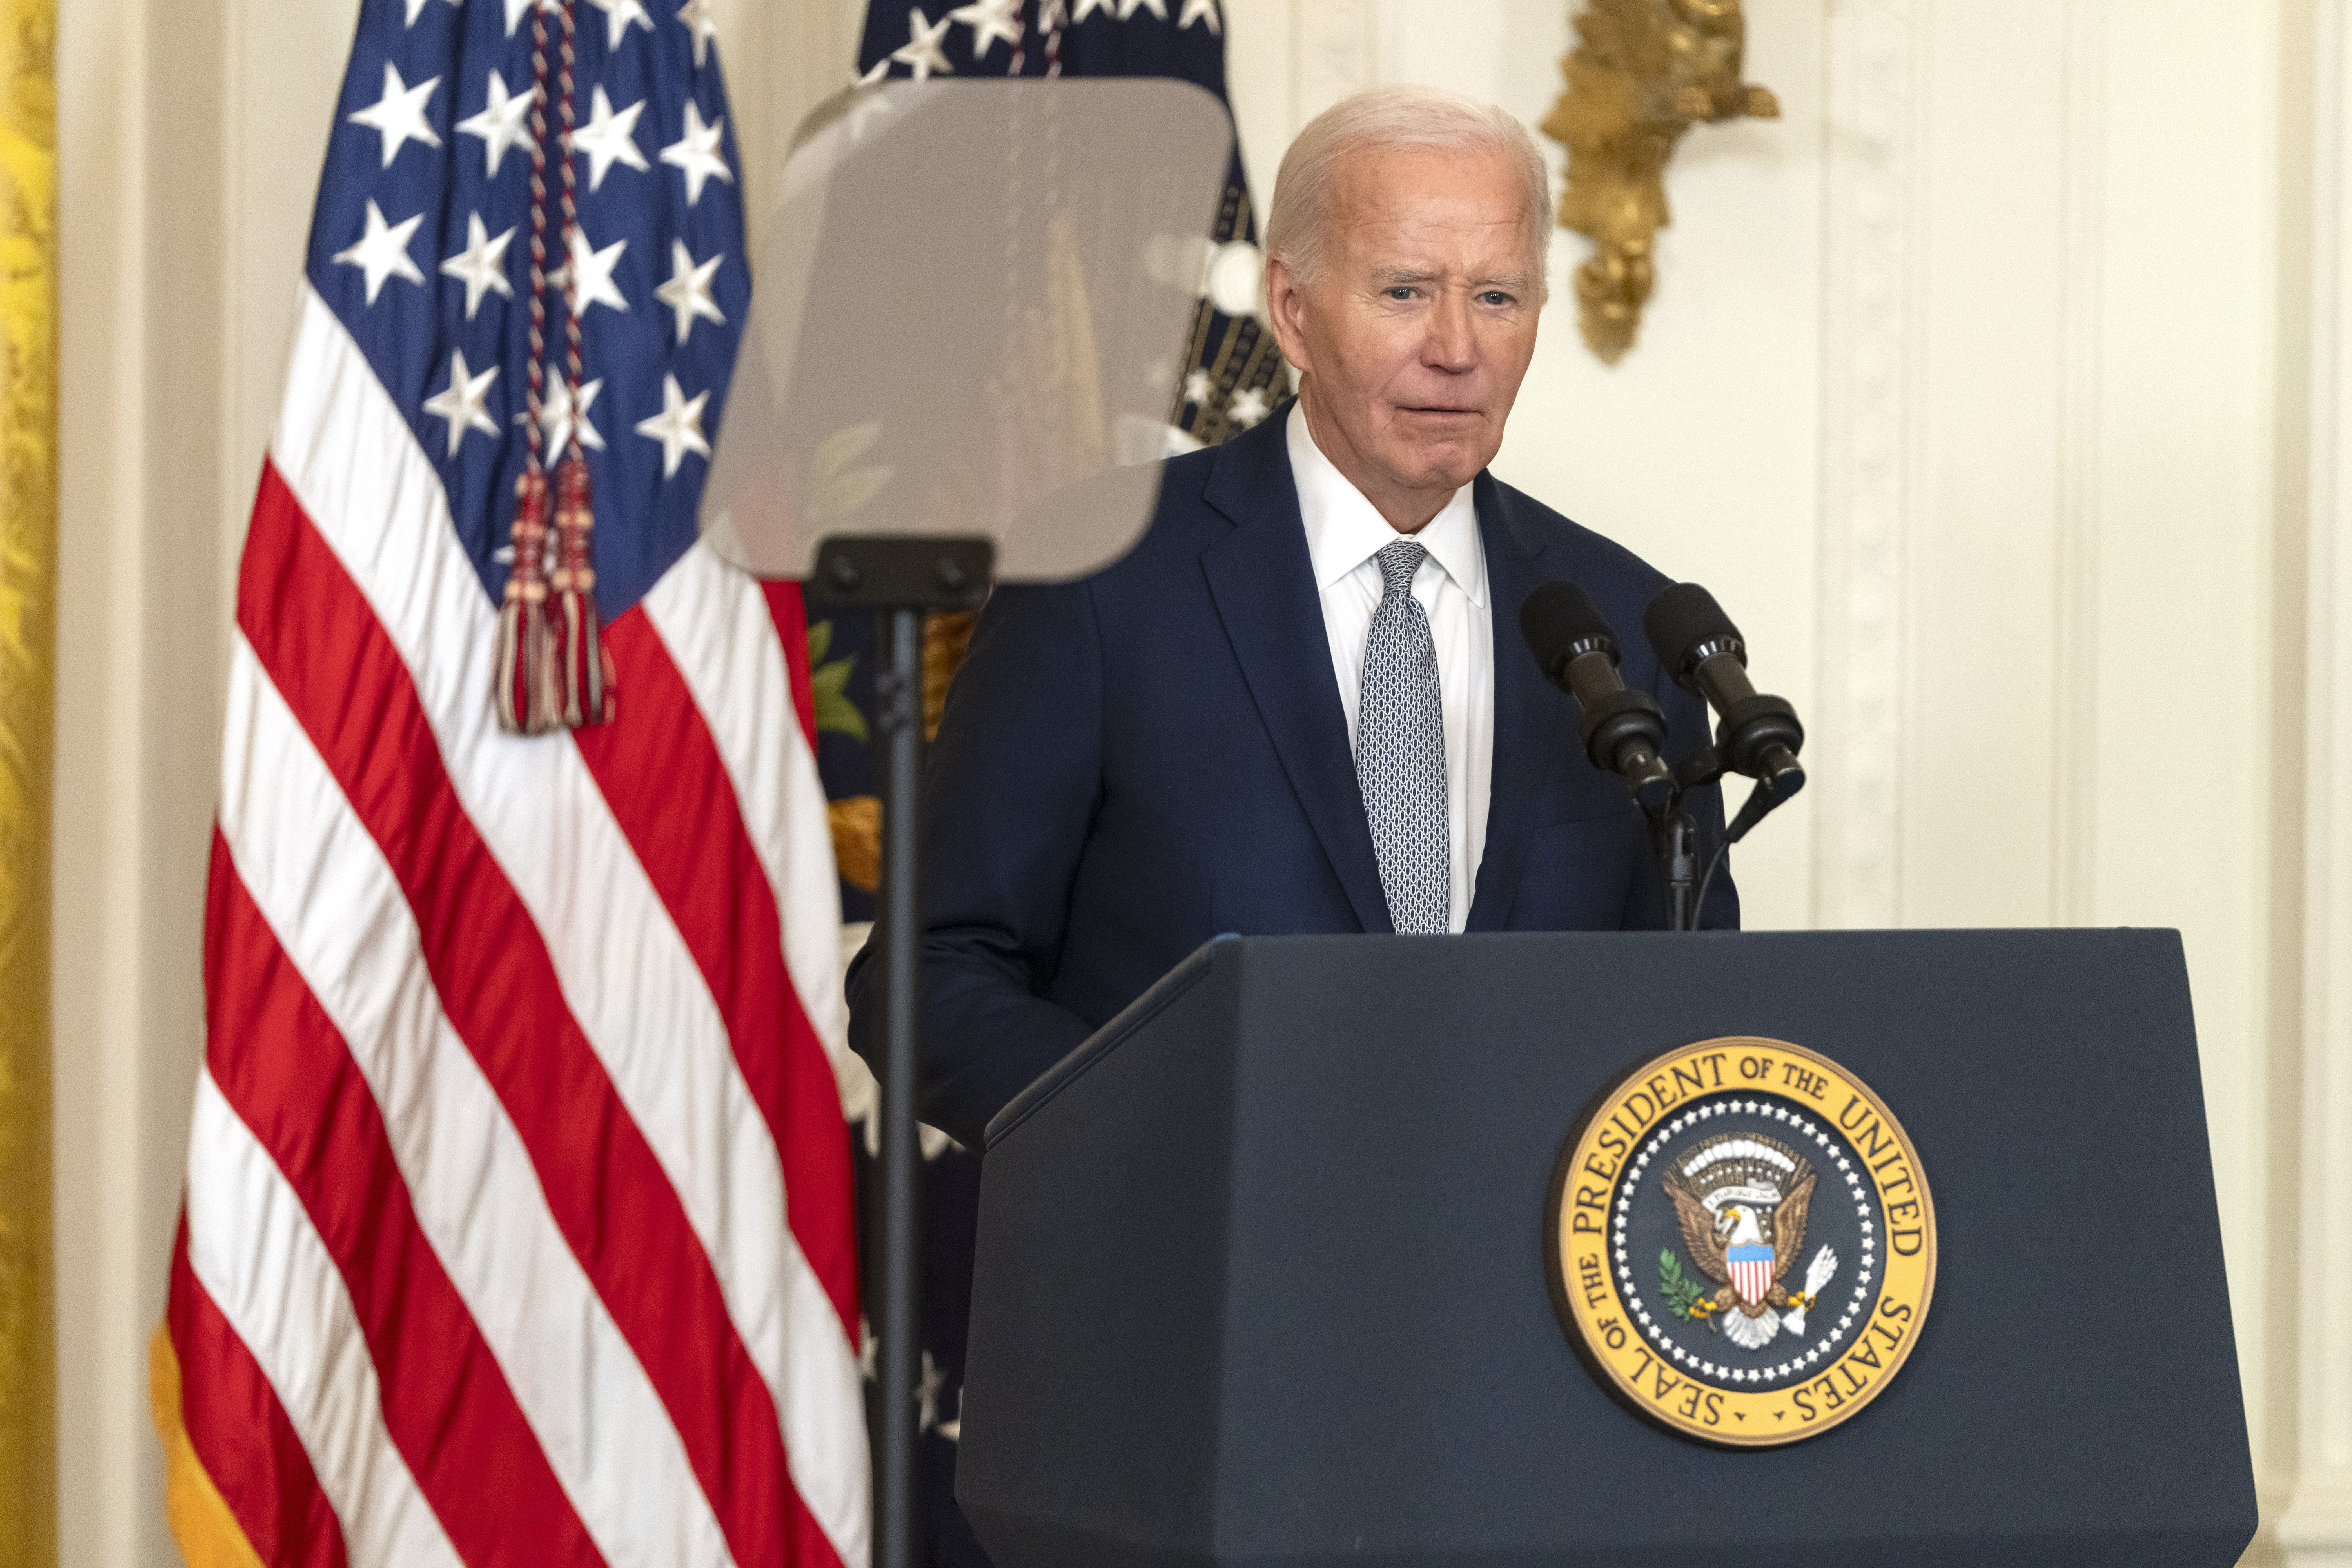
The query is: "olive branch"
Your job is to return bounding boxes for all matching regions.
[1659,1248,1706,1320]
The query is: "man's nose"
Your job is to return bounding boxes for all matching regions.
[1424,290,1478,373]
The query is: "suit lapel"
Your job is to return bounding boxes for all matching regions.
[1198,417,1393,934]
[1466,473,1553,932]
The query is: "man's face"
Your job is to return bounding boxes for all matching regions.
[1267,144,1543,526]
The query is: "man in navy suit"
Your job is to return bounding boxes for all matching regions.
[850,85,1735,1149]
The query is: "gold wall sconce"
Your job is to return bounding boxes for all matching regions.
[1539,0,1779,363]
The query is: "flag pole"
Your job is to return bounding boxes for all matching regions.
[811,534,992,1568]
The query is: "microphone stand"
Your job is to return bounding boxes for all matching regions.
[1648,746,1807,932]
[808,533,992,1568]
[1660,808,1699,932]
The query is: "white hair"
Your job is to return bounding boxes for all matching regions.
[1264,84,1552,292]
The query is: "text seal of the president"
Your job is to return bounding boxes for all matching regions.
[1544,1036,1937,1446]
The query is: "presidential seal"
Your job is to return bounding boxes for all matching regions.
[1544,1037,1936,1446]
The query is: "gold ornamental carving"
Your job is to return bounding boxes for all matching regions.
[0,0,54,1557]
[1540,0,1779,363]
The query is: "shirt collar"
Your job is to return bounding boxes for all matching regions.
[1287,402,1486,606]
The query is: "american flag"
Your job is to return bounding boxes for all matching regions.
[151,2,869,1565]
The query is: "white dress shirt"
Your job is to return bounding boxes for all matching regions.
[1288,403,1493,933]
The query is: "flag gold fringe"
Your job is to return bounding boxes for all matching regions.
[147,1328,267,1568]
[0,0,54,1558]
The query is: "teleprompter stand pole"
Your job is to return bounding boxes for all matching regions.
[807,534,993,1568]
[874,604,923,1568]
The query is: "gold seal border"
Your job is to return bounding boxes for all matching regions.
[1544,1036,1938,1448]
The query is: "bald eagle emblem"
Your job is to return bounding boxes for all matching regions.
[1659,1134,1840,1351]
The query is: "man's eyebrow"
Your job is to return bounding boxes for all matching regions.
[1369,265,1535,290]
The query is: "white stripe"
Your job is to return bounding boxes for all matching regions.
[642,545,873,1559]
[269,283,869,1566]
[218,638,733,1568]
[642,546,851,1074]
[183,1069,462,1568]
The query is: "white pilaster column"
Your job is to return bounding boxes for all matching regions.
[1814,0,1921,929]
[2282,5,2352,1563]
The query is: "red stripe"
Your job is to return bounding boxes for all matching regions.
[168,1217,350,1568]
[762,581,819,750]
[203,831,609,1566]
[580,609,860,1341]
[238,462,796,1568]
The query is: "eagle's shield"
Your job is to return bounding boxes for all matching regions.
[1727,1244,1774,1306]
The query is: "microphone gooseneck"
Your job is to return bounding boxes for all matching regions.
[1519,580,1675,817]
[1642,583,1805,794]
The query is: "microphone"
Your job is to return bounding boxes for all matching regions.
[1641,583,1805,796]
[1520,580,1675,816]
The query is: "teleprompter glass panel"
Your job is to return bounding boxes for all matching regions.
[700,78,1238,582]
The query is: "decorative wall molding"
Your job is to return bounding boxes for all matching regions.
[2051,0,2105,927]
[1813,0,1920,929]
[2279,5,2352,1562]
[2281,430,2352,1568]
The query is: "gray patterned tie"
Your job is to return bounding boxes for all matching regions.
[1356,538,1450,934]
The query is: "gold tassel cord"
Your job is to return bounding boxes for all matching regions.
[0,0,54,1559]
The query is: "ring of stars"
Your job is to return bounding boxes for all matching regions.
[1610,1094,1879,1389]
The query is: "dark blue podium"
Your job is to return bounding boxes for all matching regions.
[956,930,2256,1568]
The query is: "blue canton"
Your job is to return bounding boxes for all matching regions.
[307,0,748,619]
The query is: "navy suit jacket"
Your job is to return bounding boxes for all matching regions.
[847,411,1736,1147]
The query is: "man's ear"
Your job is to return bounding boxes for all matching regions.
[1264,256,1313,377]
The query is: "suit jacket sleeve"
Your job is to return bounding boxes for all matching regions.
[845,579,1105,1149]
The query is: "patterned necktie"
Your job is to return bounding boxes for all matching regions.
[1356,538,1450,934]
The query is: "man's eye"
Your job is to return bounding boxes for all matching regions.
[1386,287,1415,300]
[1480,291,1514,306]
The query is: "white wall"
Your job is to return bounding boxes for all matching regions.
[57,0,233,1559]
[51,0,2349,1560]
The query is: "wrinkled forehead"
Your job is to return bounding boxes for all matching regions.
[1325,144,1541,278]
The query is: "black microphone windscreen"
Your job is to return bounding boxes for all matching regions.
[1644,582,1744,670]
[1519,580,1616,673]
